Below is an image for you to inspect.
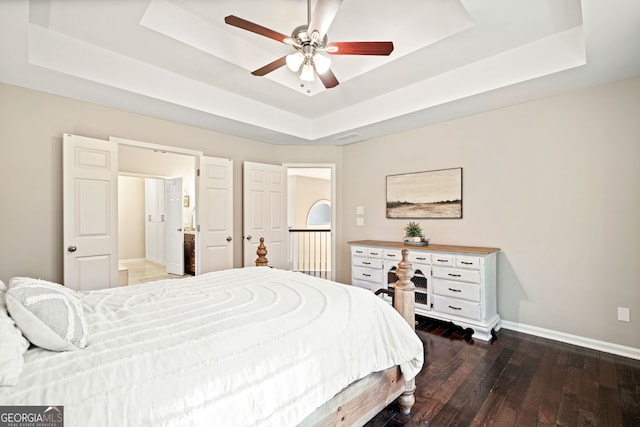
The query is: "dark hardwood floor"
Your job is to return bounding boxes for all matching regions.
[367,316,640,426]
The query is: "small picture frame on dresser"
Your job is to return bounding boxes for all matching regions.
[386,168,462,219]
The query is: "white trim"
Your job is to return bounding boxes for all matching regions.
[118,171,170,180]
[501,320,640,361]
[109,136,203,157]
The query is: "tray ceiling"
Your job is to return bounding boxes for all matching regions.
[1,0,639,145]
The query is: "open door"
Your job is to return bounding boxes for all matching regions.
[63,134,118,290]
[198,156,233,273]
[243,161,288,269]
[165,177,184,275]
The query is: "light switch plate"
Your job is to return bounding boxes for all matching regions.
[618,307,630,322]
[356,206,364,215]
[356,217,365,226]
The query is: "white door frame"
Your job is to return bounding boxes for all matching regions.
[110,137,202,159]
[109,137,232,275]
[284,163,336,281]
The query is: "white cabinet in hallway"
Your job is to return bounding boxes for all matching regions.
[145,178,166,265]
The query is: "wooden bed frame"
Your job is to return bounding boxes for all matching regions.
[255,238,417,425]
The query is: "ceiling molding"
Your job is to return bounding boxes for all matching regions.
[1,0,638,145]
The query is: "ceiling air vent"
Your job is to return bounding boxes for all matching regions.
[334,133,362,143]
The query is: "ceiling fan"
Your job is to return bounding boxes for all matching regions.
[224,0,394,89]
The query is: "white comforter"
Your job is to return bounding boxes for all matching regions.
[1,267,423,426]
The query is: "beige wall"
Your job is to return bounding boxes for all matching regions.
[0,77,638,349]
[341,77,640,348]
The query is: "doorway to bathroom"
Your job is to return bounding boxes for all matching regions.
[117,145,196,285]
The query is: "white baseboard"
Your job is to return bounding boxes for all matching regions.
[500,320,640,361]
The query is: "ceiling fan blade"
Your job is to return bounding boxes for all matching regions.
[318,68,339,89]
[224,15,289,44]
[307,0,343,41]
[326,41,394,56]
[251,56,287,76]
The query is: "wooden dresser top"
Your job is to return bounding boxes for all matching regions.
[348,240,500,255]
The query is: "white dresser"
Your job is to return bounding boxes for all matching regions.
[349,240,500,341]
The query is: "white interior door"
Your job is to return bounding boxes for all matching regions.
[197,156,233,274]
[165,177,184,275]
[145,178,165,265]
[63,134,118,290]
[243,161,288,268]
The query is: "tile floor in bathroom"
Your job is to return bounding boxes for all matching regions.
[118,259,190,285]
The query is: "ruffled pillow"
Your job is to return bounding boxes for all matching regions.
[0,280,30,385]
[6,278,88,352]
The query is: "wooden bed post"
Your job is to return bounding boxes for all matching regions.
[255,237,269,267]
[394,248,416,415]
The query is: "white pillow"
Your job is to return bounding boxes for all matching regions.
[6,278,88,352]
[0,280,30,385]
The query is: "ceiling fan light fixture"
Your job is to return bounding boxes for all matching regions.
[313,53,331,74]
[224,0,394,90]
[286,51,304,72]
[300,60,315,82]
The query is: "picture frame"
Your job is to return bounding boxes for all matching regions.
[386,167,462,219]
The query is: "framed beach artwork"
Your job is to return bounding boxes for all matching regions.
[386,168,462,219]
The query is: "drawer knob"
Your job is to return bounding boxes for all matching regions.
[461,261,473,265]
[437,259,449,263]
[448,273,461,277]
[448,288,462,292]
[448,305,462,311]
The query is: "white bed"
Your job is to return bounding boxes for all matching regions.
[1,266,423,426]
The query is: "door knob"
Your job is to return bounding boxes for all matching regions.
[68,246,77,252]
[246,235,252,241]
[226,236,232,242]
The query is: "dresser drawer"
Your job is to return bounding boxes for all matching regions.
[433,295,481,320]
[408,252,431,265]
[352,266,384,284]
[432,267,481,284]
[456,256,480,270]
[433,278,480,302]
[383,249,402,262]
[431,254,455,266]
[353,257,383,269]
[351,247,367,257]
[366,248,384,259]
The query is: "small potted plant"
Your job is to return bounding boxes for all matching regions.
[404,221,424,243]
